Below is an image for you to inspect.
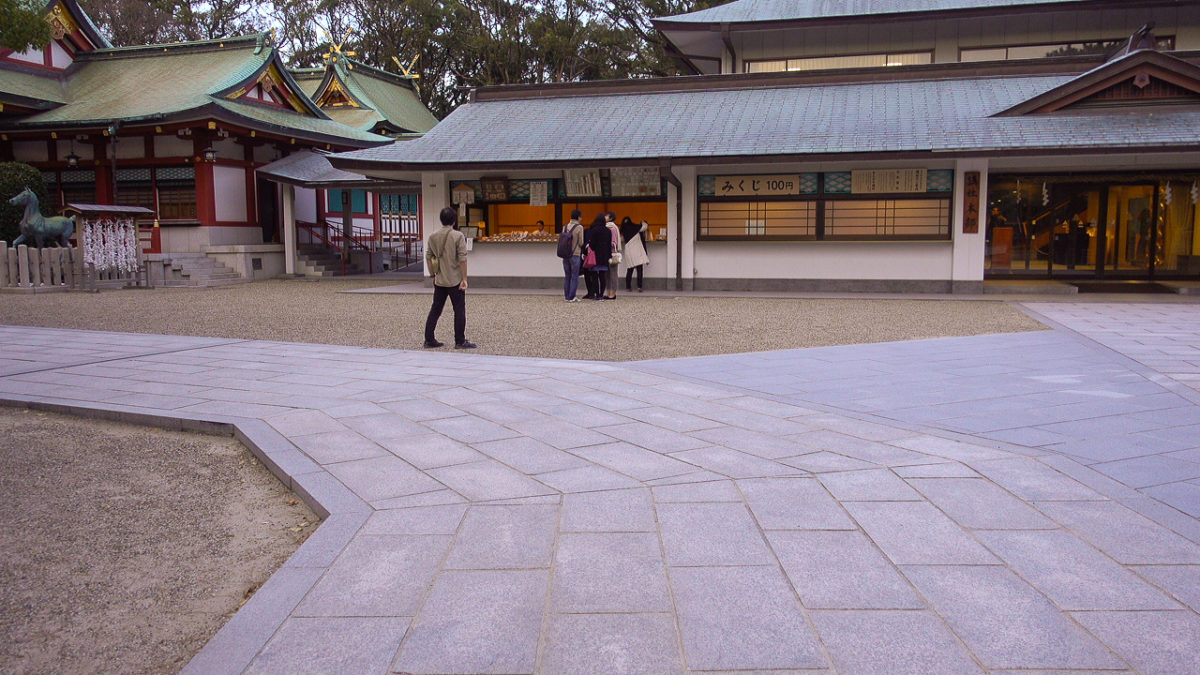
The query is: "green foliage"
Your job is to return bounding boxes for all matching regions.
[0,0,51,52]
[0,163,50,244]
[270,0,722,118]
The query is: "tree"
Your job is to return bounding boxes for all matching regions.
[0,0,51,52]
[76,0,267,45]
[0,163,50,244]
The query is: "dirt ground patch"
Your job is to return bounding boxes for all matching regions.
[0,278,1047,361]
[0,407,317,675]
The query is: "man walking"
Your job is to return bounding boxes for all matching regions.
[561,209,584,302]
[424,206,476,349]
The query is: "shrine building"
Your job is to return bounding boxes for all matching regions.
[0,0,436,281]
[332,0,1200,292]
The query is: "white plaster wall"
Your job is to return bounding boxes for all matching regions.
[49,41,71,68]
[155,136,193,158]
[213,165,248,222]
[693,241,953,280]
[466,242,670,281]
[421,172,449,276]
[676,165,697,285]
[254,145,282,164]
[114,136,142,159]
[734,6,1194,65]
[296,187,318,222]
[953,159,988,284]
[212,138,241,161]
[7,47,43,65]
[12,141,47,163]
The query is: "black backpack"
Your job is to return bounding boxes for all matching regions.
[556,223,576,258]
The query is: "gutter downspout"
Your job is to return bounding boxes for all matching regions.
[660,160,683,292]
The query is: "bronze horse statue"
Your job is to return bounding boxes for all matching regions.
[8,187,74,247]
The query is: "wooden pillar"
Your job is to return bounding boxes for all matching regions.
[92,139,113,203]
[282,184,297,275]
[193,133,216,226]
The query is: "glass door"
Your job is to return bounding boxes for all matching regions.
[1102,185,1155,277]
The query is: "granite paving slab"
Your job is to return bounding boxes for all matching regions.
[2,304,1200,674]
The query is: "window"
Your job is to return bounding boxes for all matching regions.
[156,167,197,220]
[698,171,953,242]
[58,169,96,211]
[825,199,950,239]
[961,37,1175,62]
[328,189,368,213]
[746,52,932,74]
[115,168,154,213]
[700,201,816,238]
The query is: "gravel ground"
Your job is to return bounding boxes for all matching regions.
[0,407,317,675]
[0,278,1046,360]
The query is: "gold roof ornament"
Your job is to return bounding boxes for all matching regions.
[392,54,422,93]
[321,28,356,65]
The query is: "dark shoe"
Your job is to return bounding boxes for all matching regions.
[638,287,643,293]
[424,340,444,348]
[455,341,477,349]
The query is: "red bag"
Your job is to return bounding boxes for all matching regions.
[582,248,597,269]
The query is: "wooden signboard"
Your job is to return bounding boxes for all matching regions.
[962,171,980,234]
[563,169,602,198]
[851,169,927,194]
[713,175,804,197]
[610,167,661,197]
[481,177,508,202]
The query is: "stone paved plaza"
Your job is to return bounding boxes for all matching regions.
[1,300,1199,674]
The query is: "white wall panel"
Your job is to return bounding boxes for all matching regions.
[214,165,248,222]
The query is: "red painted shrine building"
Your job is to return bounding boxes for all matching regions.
[0,0,435,279]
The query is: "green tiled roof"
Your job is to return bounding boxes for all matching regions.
[213,98,386,144]
[341,63,438,133]
[1,34,389,146]
[295,59,438,134]
[0,68,68,107]
[13,36,270,125]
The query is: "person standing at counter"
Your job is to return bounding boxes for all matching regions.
[586,214,612,300]
[560,210,584,302]
[604,212,623,300]
[424,206,476,349]
[621,217,650,292]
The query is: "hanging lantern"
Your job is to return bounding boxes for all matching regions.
[1042,182,1049,207]
[1165,182,1173,205]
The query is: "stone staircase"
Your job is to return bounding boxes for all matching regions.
[146,254,245,287]
[296,246,365,277]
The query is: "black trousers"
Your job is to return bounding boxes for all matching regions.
[583,269,599,298]
[625,265,644,290]
[425,284,466,344]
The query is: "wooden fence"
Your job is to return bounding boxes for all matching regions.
[0,242,147,292]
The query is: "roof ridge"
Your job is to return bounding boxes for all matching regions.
[470,56,1127,103]
[342,58,418,88]
[78,33,269,61]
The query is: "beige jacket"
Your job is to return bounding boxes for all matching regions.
[427,226,468,287]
